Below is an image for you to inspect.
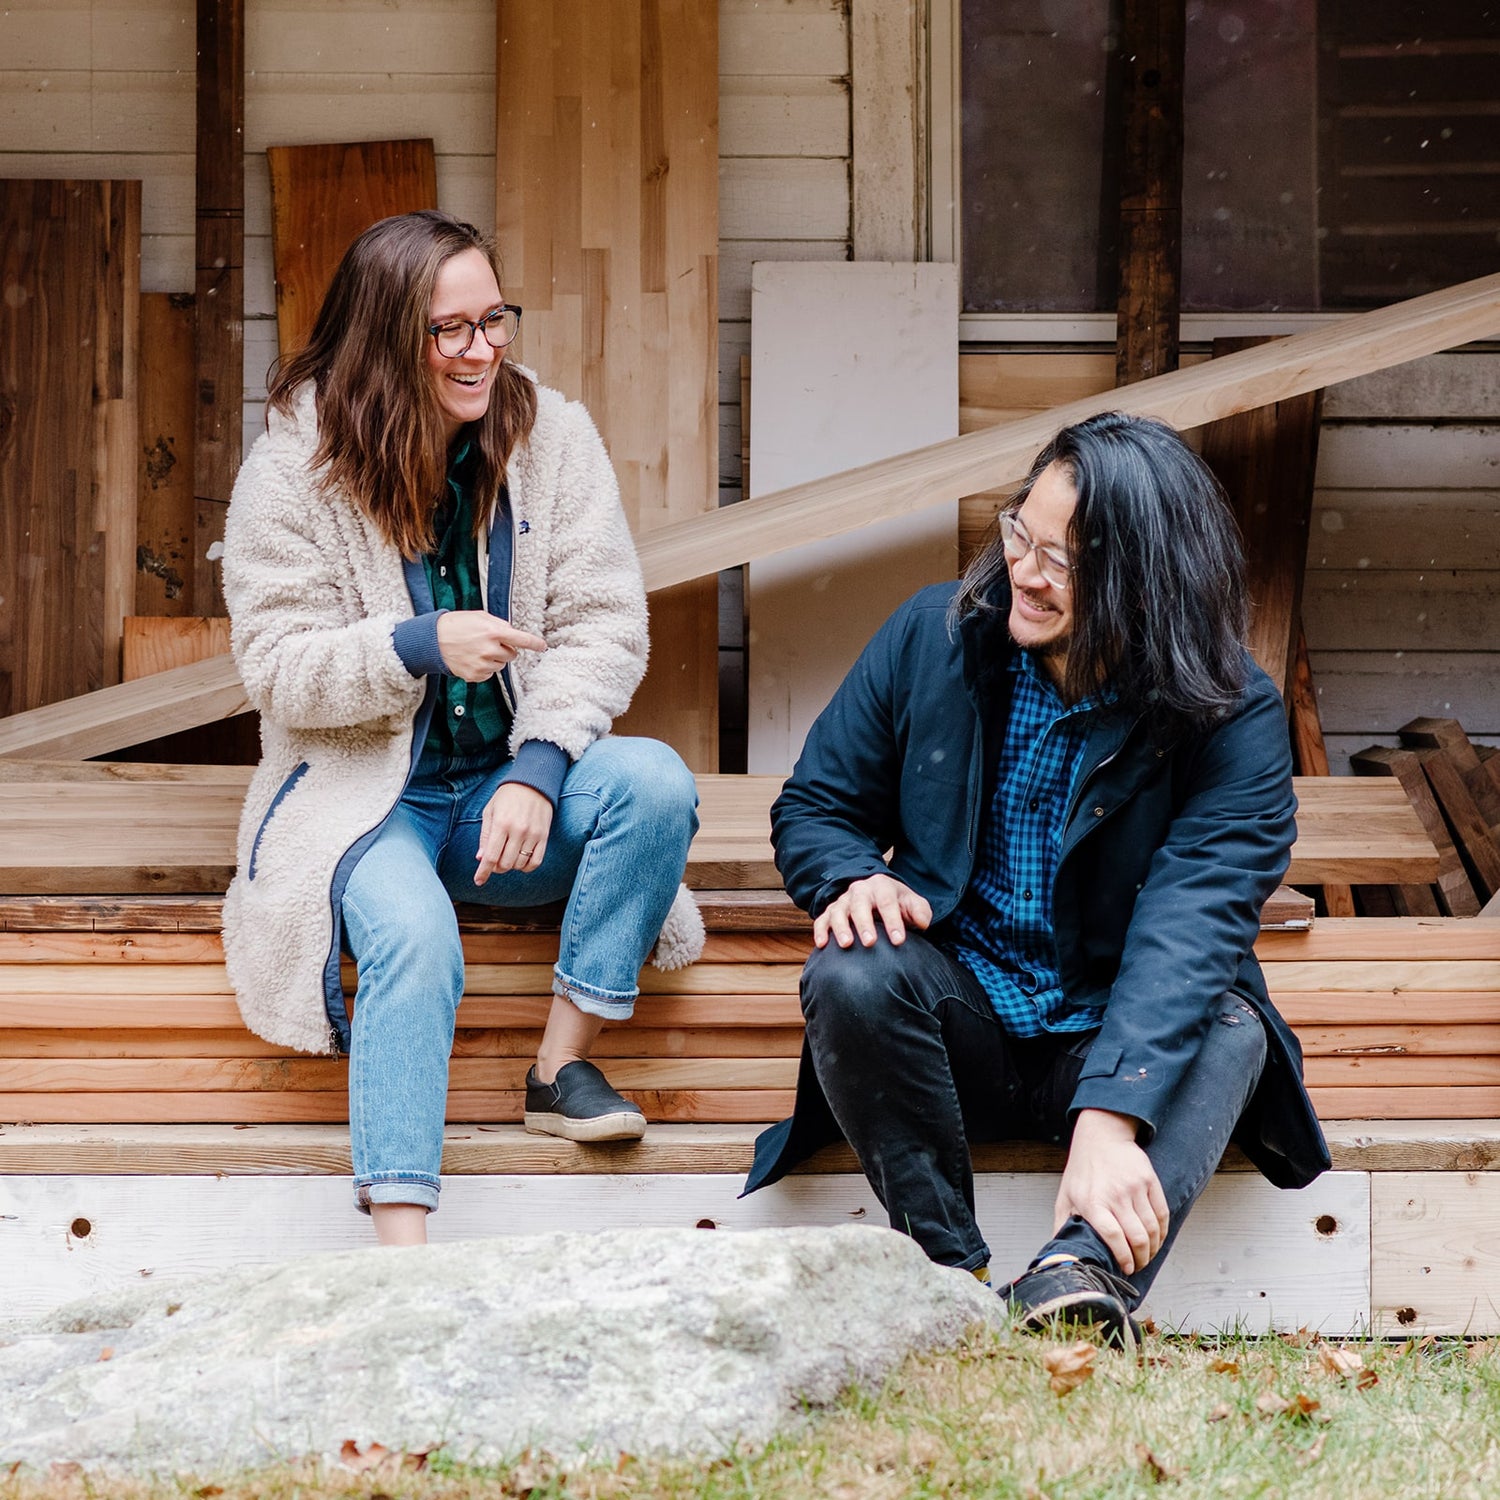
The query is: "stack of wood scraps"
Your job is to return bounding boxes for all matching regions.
[1351,718,1500,918]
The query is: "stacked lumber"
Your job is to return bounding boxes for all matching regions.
[6,902,1495,1126]
[0,896,805,1127]
[1261,919,1500,1119]
[0,753,1453,1127]
[1351,718,1500,918]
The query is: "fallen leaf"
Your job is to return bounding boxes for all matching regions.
[1139,1316,1159,1336]
[1356,1367,1380,1390]
[1208,1358,1241,1376]
[49,1461,84,1480]
[96,1346,114,1362]
[1317,1347,1365,1379]
[1256,1391,1322,1421]
[193,1488,225,1498]
[1135,1443,1179,1482]
[1042,1340,1097,1396]
[1282,1326,1317,1349]
[1206,1402,1232,1423]
[340,1440,391,1472]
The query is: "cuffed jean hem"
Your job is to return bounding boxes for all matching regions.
[355,1176,441,1215]
[553,970,636,1021]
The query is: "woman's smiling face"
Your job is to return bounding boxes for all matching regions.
[425,247,504,443]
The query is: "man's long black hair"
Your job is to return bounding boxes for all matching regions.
[954,411,1251,733]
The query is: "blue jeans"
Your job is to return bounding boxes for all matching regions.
[341,735,699,1212]
[800,931,1268,1303]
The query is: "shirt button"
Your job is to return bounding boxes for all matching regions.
[454,704,465,717]
[439,566,448,576]
[1022,889,1033,901]
[1029,798,1039,812]
[1093,806,1105,817]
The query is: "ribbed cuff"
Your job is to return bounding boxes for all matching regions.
[501,739,570,807]
[392,610,451,678]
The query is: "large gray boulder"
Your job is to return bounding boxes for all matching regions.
[0,1225,999,1476]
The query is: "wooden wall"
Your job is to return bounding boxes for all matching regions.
[1306,350,1500,772]
[1,0,848,501]
[0,0,497,461]
[8,2,1494,772]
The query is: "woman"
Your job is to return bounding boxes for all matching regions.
[222,210,703,1245]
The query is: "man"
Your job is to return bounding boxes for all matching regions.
[743,412,1330,1347]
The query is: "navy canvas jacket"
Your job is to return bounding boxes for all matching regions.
[744,579,1331,1196]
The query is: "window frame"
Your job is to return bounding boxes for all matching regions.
[927,0,1353,344]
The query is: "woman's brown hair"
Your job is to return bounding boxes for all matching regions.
[266,210,538,559]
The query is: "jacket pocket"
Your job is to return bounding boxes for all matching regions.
[248,761,308,881]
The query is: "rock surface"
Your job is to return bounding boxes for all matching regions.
[0,1225,999,1476]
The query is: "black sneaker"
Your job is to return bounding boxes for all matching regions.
[523,1060,646,1142]
[994,1258,1141,1352]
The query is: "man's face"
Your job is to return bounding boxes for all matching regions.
[1005,460,1077,683]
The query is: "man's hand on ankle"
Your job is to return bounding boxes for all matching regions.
[1053,1107,1169,1276]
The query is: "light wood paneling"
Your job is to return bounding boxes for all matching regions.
[0,1169,1371,1333]
[1372,1172,1500,1334]
[0,178,140,716]
[496,0,720,770]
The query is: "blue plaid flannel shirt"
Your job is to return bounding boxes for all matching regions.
[943,651,1109,1037]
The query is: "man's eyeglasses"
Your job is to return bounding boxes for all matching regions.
[428,305,523,358]
[999,510,1073,590]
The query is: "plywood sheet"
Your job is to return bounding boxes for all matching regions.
[747,262,958,773]
[496,0,720,770]
[266,139,438,356]
[0,178,140,715]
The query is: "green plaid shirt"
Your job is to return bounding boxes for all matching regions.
[422,440,513,759]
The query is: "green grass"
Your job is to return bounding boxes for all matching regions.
[7,1328,1500,1499]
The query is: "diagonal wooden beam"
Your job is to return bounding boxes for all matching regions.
[635,269,1500,591]
[0,658,249,761]
[3,270,1500,759]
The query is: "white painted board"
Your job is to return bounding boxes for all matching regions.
[747,262,959,773]
[0,1171,1369,1334]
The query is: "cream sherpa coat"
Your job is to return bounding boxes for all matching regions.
[221,376,704,1055]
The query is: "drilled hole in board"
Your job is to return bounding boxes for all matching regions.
[1396,1306,1418,1326]
[70,1218,93,1239]
[695,1219,718,1230]
[1314,1214,1338,1237]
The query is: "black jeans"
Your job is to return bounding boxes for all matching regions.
[800,930,1268,1305]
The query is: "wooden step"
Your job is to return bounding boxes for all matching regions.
[0,760,1437,894]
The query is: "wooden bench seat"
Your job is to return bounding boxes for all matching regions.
[1,896,1496,1124]
[0,762,1440,893]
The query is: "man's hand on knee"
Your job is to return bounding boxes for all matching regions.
[1053,1108,1170,1277]
[813,874,933,950]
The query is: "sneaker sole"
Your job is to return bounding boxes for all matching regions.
[1014,1291,1138,1353]
[523,1109,647,1143]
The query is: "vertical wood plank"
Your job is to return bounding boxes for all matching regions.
[0,178,139,715]
[851,0,920,261]
[136,292,197,617]
[496,0,720,770]
[265,140,439,358]
[1289,630,1357,917]
[1113,0,1185,386]
[1198,337,1322,705]
[194,0,244,617]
